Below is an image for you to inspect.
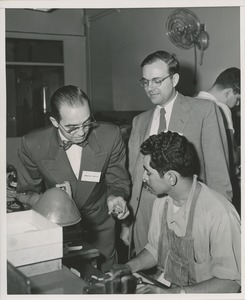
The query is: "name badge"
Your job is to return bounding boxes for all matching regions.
[81,171,101,182]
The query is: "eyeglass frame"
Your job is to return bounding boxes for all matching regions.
[139,73,174,88]
[58,114,97,136]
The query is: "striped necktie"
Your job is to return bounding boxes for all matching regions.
[158,107,166,134]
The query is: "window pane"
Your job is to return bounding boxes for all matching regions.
[6,38,63,63]
[7,65,64,137]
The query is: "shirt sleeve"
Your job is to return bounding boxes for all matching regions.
[210,206,241,284]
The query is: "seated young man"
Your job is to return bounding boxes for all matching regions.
[126,131,241,294]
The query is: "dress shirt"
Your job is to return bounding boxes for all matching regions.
[196,91,234,132]
[59,130,82,179]
[149,92,178,136]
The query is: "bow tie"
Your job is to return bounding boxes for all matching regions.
[61,140,88,151]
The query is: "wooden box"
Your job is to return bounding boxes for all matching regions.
[7,210,63,274]
[18,258,62,277]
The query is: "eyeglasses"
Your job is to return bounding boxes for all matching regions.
[59,115,96,136]
[139,73,174,88]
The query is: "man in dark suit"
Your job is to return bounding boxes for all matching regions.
[122,50,232,256]
[16,85,131,272]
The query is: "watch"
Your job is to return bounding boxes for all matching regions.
[179,286,186,294]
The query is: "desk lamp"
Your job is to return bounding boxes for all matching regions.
[32,187,81,226]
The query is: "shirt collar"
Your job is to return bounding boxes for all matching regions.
[168,174,198,221]
[155,91,178,118]
[197,91,218,102]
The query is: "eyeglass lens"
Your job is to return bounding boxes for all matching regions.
[139,73,173,88]
[60,115,96,135]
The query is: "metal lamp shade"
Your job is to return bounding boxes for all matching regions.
[32,187,81,226]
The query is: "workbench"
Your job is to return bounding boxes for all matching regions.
[30,265,87,294]
[7,239,102,294]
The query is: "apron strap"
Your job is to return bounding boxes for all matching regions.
[163,200,169,220]
[185,182,202,237]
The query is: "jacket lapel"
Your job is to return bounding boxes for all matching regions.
[41,128,106,208]
[141,108,155,141]
[131,108,154,181]
[169,93,191,134]
[74,130,106,206]
[42,128,77,183]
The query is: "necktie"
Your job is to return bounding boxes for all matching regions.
[61,140,88,151]
[158,107,166,134]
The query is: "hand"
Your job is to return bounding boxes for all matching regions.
[136,284,168,294]
[56,181,72,198]
[14,192,40,207]
[120,225,130,246]
[7,188,17,201]
[107,195,130,220]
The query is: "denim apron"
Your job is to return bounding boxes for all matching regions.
[156,182,201,287]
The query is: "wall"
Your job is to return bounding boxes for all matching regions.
[5,7,240,112]
[6,9,87,91]
[88,7,240,111]
[5,9,87,163]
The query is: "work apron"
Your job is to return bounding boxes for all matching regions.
[156,182,201,287]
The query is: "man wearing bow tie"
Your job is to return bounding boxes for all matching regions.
[16,85,131,272]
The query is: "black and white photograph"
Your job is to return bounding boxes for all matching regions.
[0,1,244,299]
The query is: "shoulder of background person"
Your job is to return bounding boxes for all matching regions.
[177,92,216,109]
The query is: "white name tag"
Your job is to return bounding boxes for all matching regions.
[81,171,101,182]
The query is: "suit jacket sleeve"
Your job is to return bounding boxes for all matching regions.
[17,135,43,194]
[128,110,151,176]
[105,126,131,200]
[128,116,138,177]
[202,101,232,200]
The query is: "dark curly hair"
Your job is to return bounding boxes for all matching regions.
[50,85,91,122]
[140,131,199,178]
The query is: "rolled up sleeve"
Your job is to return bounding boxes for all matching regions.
[210,208,241,284]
